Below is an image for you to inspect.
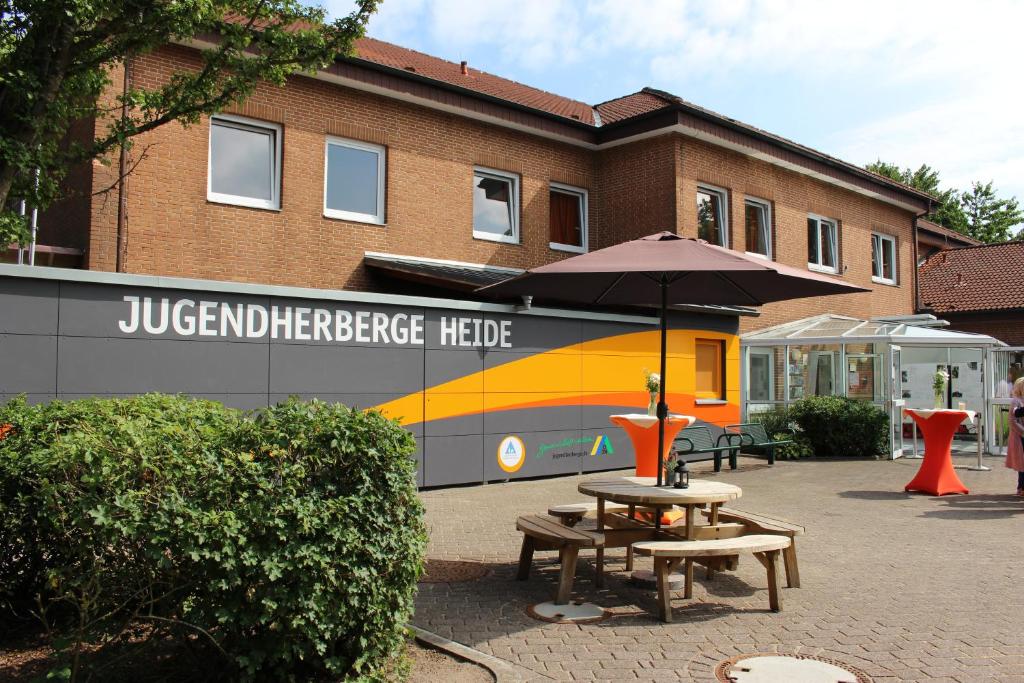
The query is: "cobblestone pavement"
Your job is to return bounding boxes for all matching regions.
[413,454,1024,682]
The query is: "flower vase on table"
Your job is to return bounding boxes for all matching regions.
[933,369,948,410]
[647,392,657,416]
[644,370,660,416]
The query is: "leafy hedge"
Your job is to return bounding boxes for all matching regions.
[783,396,889,458]
[749,407,814,460]
[0,394,425,681]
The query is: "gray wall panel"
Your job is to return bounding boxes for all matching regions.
[424,348,483,387]
[422,434,483,487]
[483,430,583,481]
[269,344,423,394]
[57,337,268,394]
[268,298,426,348]
[483,405,582,436]
[0,392,56,405]
[0,278,59,334]
[0,334,56,394]
[579,427,635,473]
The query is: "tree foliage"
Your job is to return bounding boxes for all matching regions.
[0,0,378,248]
[866,159,1023,243]
[0,394,425,681]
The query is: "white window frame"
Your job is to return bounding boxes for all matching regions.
[323,136,386,225]
[743,197,772,260]
[871,233,898,285]
[807,213,839,273]
[207,114,282,211]
[696,184,729,248]
[472,166,520,244]
[548,182,588,253]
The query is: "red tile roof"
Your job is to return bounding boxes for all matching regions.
[594,91,672,125]
[353,38,595,124]
[919,242,1024,312]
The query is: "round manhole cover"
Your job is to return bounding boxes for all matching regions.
[716,654,871,683]
[419,559,489,583]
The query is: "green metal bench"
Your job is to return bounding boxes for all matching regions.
[673,425,742,472]
[724,423,793,465]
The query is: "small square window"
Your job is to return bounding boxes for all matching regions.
[807,215,838,272]
[324,137,385,224]
[208,115,281,210]
[473,167,519,244]
[696,339,725,400]
[549,183,588,253]
[872,233,897,284]
[697,185,728,247]
[744,198,771,258]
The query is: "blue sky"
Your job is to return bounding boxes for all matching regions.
[325,0,1024,205]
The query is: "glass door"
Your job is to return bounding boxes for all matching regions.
[987,347,1024,454]
[890,345,905,459]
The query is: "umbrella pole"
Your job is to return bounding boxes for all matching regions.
[656,276,668,489]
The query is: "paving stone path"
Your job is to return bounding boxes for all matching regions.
[413,454,1024,682]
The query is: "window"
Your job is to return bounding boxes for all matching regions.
[748,348,774,402]
[697,185,728,246]
[871,233,897,284]
[473,167,519,243]
[807,215,838,272]
[744,198,771,258]
[549,183,588,252]
[208,114,281,210]
[324,137,385,224]
[695,339,725,400]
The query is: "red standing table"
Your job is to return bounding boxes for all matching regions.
[609,413,695,477]
[903,408,973,496]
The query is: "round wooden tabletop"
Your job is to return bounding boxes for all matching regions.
[578,476,741,506]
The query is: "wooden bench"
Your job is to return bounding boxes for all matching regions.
[700,507,804,588]
[547,501,631,526]
[724,422,793,465]
[632,535,792,622]
[673,425,741,472]
[516,515,604,604]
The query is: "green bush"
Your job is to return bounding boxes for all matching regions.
[749,407,813,460]
[0,394,425,682]
[785,395,889,458]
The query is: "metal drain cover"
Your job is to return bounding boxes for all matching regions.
[717,654,871,683]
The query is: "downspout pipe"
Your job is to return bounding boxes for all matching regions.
[911,198,934,313]
[115,57,132,273]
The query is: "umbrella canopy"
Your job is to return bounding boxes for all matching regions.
[478,231,866,306]
[477,232,869,492]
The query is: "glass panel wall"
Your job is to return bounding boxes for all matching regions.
[788,344,842,400]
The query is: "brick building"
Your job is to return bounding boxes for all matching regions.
[29,37,932,328]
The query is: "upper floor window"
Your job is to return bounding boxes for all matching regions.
[324,137,385,224]
[744,198,771,259]
[473,167,519,244]
[549,183,588,253]
[208,114,281,210]
[697,185,728,246]
[807,215,838,273]
[871,233,897,284]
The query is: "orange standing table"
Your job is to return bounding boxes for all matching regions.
[610,413,695,477]
[903,408,973,496]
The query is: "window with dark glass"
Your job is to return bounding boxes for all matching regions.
[744,198,771,258]
[697,186,728,246]
[871,233,896,283]
[549,183,587,252]
[807,215,838,272]
[473,167,519,243]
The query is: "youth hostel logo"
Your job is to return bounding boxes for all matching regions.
[590,435,614,456]
[497,435,526,473]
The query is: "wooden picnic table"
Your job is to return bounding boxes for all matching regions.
[577,476,742,585]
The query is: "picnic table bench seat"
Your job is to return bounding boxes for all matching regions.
[516,514,604,604]
[724,422,794,465]
[699,507,804,588]
[673,425,742,472]
[632,535,792,622]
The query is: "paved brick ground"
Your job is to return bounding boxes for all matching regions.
[413,453,1024,682]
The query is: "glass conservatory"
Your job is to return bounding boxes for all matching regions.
[741,314,1004,459]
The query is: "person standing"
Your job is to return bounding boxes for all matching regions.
[1007,377,1024,495]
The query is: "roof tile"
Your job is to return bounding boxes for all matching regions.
[919,242,1024,312]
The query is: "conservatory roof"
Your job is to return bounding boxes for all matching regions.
[742,314,1005,347]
